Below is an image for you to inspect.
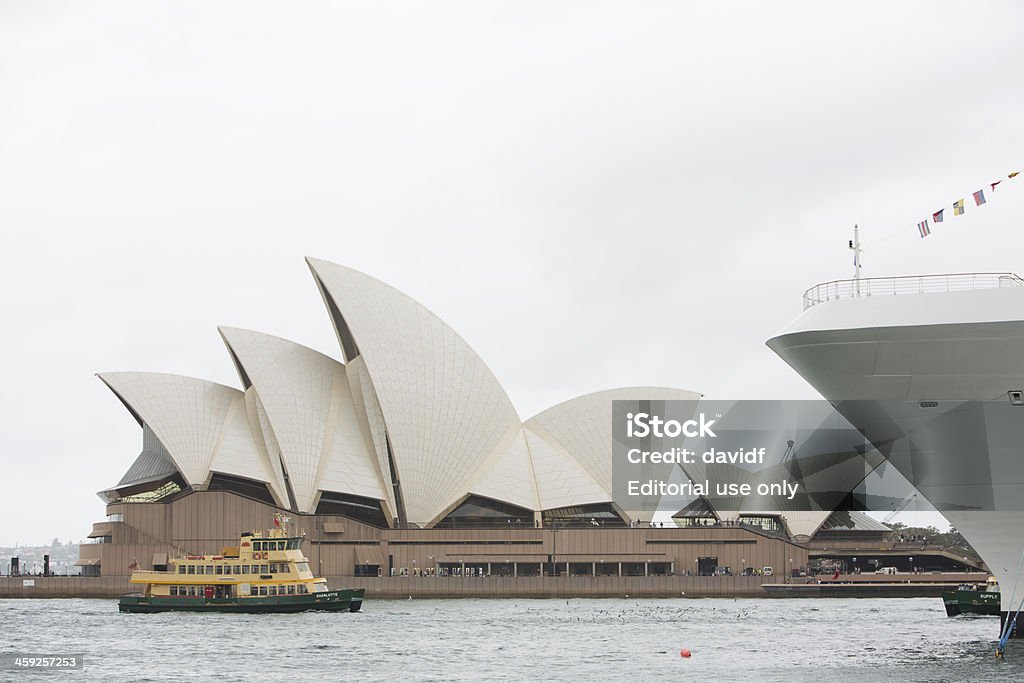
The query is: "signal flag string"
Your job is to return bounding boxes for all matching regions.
[861,169,1020,253]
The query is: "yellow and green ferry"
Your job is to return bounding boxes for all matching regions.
[118,518,364,614]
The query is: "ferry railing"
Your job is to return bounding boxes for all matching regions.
[802,272,1024,310]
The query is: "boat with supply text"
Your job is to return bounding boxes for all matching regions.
[943,577,1000,617]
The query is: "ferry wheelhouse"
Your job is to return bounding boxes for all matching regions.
[119,517,364,613]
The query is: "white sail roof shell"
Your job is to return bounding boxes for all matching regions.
[525,387,702,501]
[523,424,611,510]
[218,327,388,513]
[307,258,524,525]
[98,372,252,488]
[462,425,541,514]
[209,389,288,506]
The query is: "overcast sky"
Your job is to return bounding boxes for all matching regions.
[2,1,1022,546]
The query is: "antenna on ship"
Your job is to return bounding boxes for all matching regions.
[848,224,863,296]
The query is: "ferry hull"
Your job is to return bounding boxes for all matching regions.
[119,588,364,614]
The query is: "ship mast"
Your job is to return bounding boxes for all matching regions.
[849,224,862,296]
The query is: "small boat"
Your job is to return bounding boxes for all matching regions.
[119,516,364,614]
[942,576,1000,617]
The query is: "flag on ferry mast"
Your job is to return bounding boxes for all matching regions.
[991,180,1002,192]
[917,220,931,238]
[973,189,986,206]
[953,198,965,216]
[932,209,944,223]
[1010,171,1020,179]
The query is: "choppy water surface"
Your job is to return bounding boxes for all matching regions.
[3,597,1024,681]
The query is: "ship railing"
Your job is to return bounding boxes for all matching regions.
[802,272,1024,310]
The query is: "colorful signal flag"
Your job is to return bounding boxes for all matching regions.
[973,190,986,206]
[917,220,931,238]
[953,199,965,216]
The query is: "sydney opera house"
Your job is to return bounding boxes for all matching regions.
[71,258,974,595]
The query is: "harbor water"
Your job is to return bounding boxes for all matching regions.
[4,597,1024,681]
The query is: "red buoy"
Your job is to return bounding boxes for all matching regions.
[680,648,692,658]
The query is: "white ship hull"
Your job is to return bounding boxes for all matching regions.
[767,279,1024,624]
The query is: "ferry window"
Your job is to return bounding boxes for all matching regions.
[250,586,257,596]
[241,564,249,574]
[188,586,196,596]
[269,563,277,573]
[298,585,307,594]
[258,564,267,574]
[206,566,214,574]
[215,566,223,575]
[296,562,309,574]
[269,586,277,596]
[258,586,267,596]
[178,566,186,574]
[170,586,178,596]
[287,585,295,595]
[278,541,285,551]
[233,565,241,575]
[253,541,262,551]
[187,565,195,574]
